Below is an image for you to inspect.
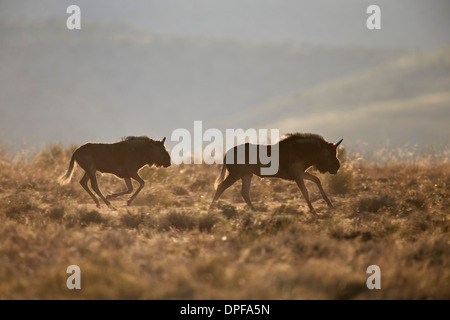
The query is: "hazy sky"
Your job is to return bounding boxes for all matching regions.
[1,0,449,152]
[1,0,450,48]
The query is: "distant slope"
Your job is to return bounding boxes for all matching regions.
[228,45,450,148]
[0,19,405,150]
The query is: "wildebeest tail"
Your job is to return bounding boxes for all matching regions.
[58,153,76,185]
[214,157,228,190]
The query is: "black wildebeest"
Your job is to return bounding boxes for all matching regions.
[211,133,343,213]
[59,136,171,209]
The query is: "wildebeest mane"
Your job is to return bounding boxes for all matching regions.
[280,132,327,144]
[280,133,335,150]
[121,135,154,143]
[120,136,155,156]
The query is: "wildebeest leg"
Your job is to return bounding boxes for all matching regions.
[106,178,133,200]
[127,173,145,206]
[80,172,100,208]
[295,177,316,213]
[88,171,116,210]
[241,174,253,206]
[210,173,241,207]
[303,172,333,208]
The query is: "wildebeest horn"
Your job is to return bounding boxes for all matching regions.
[334,139,343,148]
[162,137,166,144]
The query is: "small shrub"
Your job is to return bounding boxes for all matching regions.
[273,185,285,193]
[273,204,299,215]
[172,186,189,196]
[240,211,255,232]
[159,211,196,231]
[5,203,35,221]
[2,193,37,222]
[240,214,293,237]
[47,206,65,220]
[136,191,177,207]
[406,193,427,209]
[326,167,354,195]
[198,213,219,233]
[79,209,105,226]
[219,203,238,219]
[249,203,268,212]
[265,216,294,233]
[329,226,361,240]
[407,238,449,266]
[121,211,145,229]
[189,179,210,191]
[33,143,75,166]
[357,194,396,213]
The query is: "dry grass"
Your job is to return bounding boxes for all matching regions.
[0,144,449,299]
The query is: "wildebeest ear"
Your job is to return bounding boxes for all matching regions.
[162,137,166,144]
[334,139,343,148]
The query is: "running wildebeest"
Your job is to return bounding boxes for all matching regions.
[211,133,343,213]
[59,136,171,209]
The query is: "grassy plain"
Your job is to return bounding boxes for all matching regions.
[0,144,448,299]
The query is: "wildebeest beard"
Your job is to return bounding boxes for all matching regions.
[314,157,340,174]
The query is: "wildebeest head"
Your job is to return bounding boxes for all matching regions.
[149,137,171,168]
[315,139,343,174]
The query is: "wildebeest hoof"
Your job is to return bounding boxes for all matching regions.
[209,202,218,210]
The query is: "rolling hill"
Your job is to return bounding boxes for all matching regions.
[225,45,450,150]
[0,19,406,151]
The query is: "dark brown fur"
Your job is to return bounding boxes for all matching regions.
[211,133,342,213]
[59,136,171,209]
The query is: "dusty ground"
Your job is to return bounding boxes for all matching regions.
[0,144,448,299]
